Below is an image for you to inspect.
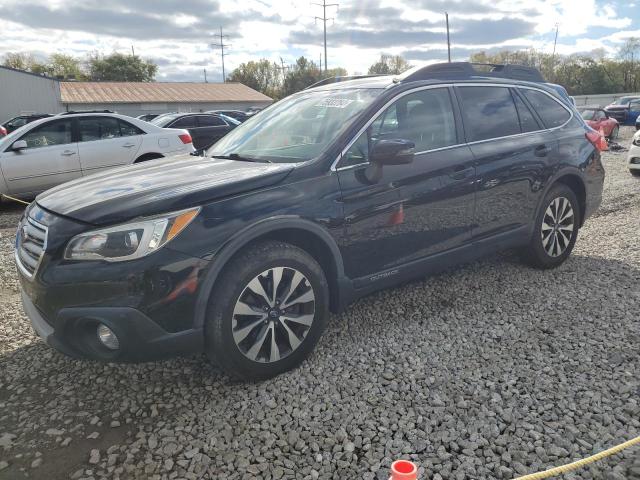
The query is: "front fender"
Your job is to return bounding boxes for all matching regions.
[192,216,350,328]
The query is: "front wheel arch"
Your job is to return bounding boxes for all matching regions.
[193,218,349,330]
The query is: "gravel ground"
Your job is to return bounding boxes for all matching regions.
[1,128,639,480]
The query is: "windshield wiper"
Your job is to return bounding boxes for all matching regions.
[211,153,272,163]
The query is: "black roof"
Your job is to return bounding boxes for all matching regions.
[307,62,548,91]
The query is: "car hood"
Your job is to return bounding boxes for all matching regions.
[36,154,295,225]
[605,104,628,110]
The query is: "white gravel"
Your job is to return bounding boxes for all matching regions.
[1,128,639,480]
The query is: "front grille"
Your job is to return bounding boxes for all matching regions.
[15,216,48,279]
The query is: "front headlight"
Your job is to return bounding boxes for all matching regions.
[64,208,200,261]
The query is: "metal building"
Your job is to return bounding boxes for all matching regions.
[60,81,272,117]
[0,65,272,121]
[0,66,64,122]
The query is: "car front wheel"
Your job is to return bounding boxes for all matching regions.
[521,184,580,269]
[205,240,329,380]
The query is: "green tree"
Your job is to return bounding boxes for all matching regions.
[227,59,281,98]
[47,53,86,80]
[280,57,324,97]
[367,54,411,75]
[87,52,157,82]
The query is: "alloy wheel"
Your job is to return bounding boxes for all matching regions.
[232,267,316,363]
[541,196,574,258]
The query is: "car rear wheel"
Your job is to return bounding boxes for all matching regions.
[609,125,619,140]
[205,240,329,380]
[521,184,580,269]
[630,169,640,177]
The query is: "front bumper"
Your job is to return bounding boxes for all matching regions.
[21,290,203,361]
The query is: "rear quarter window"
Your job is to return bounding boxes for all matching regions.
[520,89,571,128]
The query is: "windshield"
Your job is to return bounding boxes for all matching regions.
[207,88,382,163]
[150,114,179,127]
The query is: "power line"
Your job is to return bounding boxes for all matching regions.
[313,0,339,72]
[210,26,230,82]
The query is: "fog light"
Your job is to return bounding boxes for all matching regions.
[97,324,119,350]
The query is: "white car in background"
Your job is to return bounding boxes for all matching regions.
[629,129,640,177]
[0,111,195,199]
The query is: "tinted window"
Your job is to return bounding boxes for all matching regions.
[341,88,457,167]
[119,120,144,136]
[521,89,570,128]
[512,91,540,133]
[458,86,520,142]
[8,117,27,128]
[198,115,226,127]
[79,117,121,142]
[20,120,73,148]
[170,116,197,128]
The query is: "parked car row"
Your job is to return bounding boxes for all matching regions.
[604,95,640,126]
[150,113,240,153]
[0,111,194,199]
[577,106,619,139]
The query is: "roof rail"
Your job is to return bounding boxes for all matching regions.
[59,110,115,115]
[305,74,387,90]
[397,62,545,84]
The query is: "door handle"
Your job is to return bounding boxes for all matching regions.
[534,145,550,157]
[122,143,136,148]
[450,165,473,180]
[61,150,76,156]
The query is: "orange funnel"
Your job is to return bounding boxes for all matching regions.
[390,460,418,480]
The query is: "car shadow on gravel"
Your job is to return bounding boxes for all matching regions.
[1,252,639,479]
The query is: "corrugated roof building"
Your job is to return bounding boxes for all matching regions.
[0,66,272,120]
[60,81,272,116]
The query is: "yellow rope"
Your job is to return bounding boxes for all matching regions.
[514,435,640,479]
[0,194,29,205]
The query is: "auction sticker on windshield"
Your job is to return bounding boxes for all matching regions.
[315,98,355,108]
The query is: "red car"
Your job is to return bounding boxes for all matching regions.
[0,126,6,137]
[578,106,619,140]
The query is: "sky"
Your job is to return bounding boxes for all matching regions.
[0,0,638,82]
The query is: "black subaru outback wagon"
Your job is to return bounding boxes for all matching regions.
[16,63,605,379]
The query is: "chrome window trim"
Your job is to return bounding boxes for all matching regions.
[331,82,574,172]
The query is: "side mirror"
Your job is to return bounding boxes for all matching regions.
[11,140,27,151]
[370,138,415,165]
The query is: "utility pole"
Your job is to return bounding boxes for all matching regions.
[445,13,451,63]
[203,68,208,83]
[278,57,288,82]
[210,27,230,82]
[131,45,135,57]
[313,0,339,72]
[550,23,559,82]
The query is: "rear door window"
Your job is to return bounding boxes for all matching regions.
[520,89,571,128]
[457,86,521,142]
[119,120,145,136]
[512,90,541,133]
[78,117,121,142]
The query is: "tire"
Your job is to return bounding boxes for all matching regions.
[204,240,329,380]
[521,184,580,269]
[630,170,640,177]
[609,125,619,140]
